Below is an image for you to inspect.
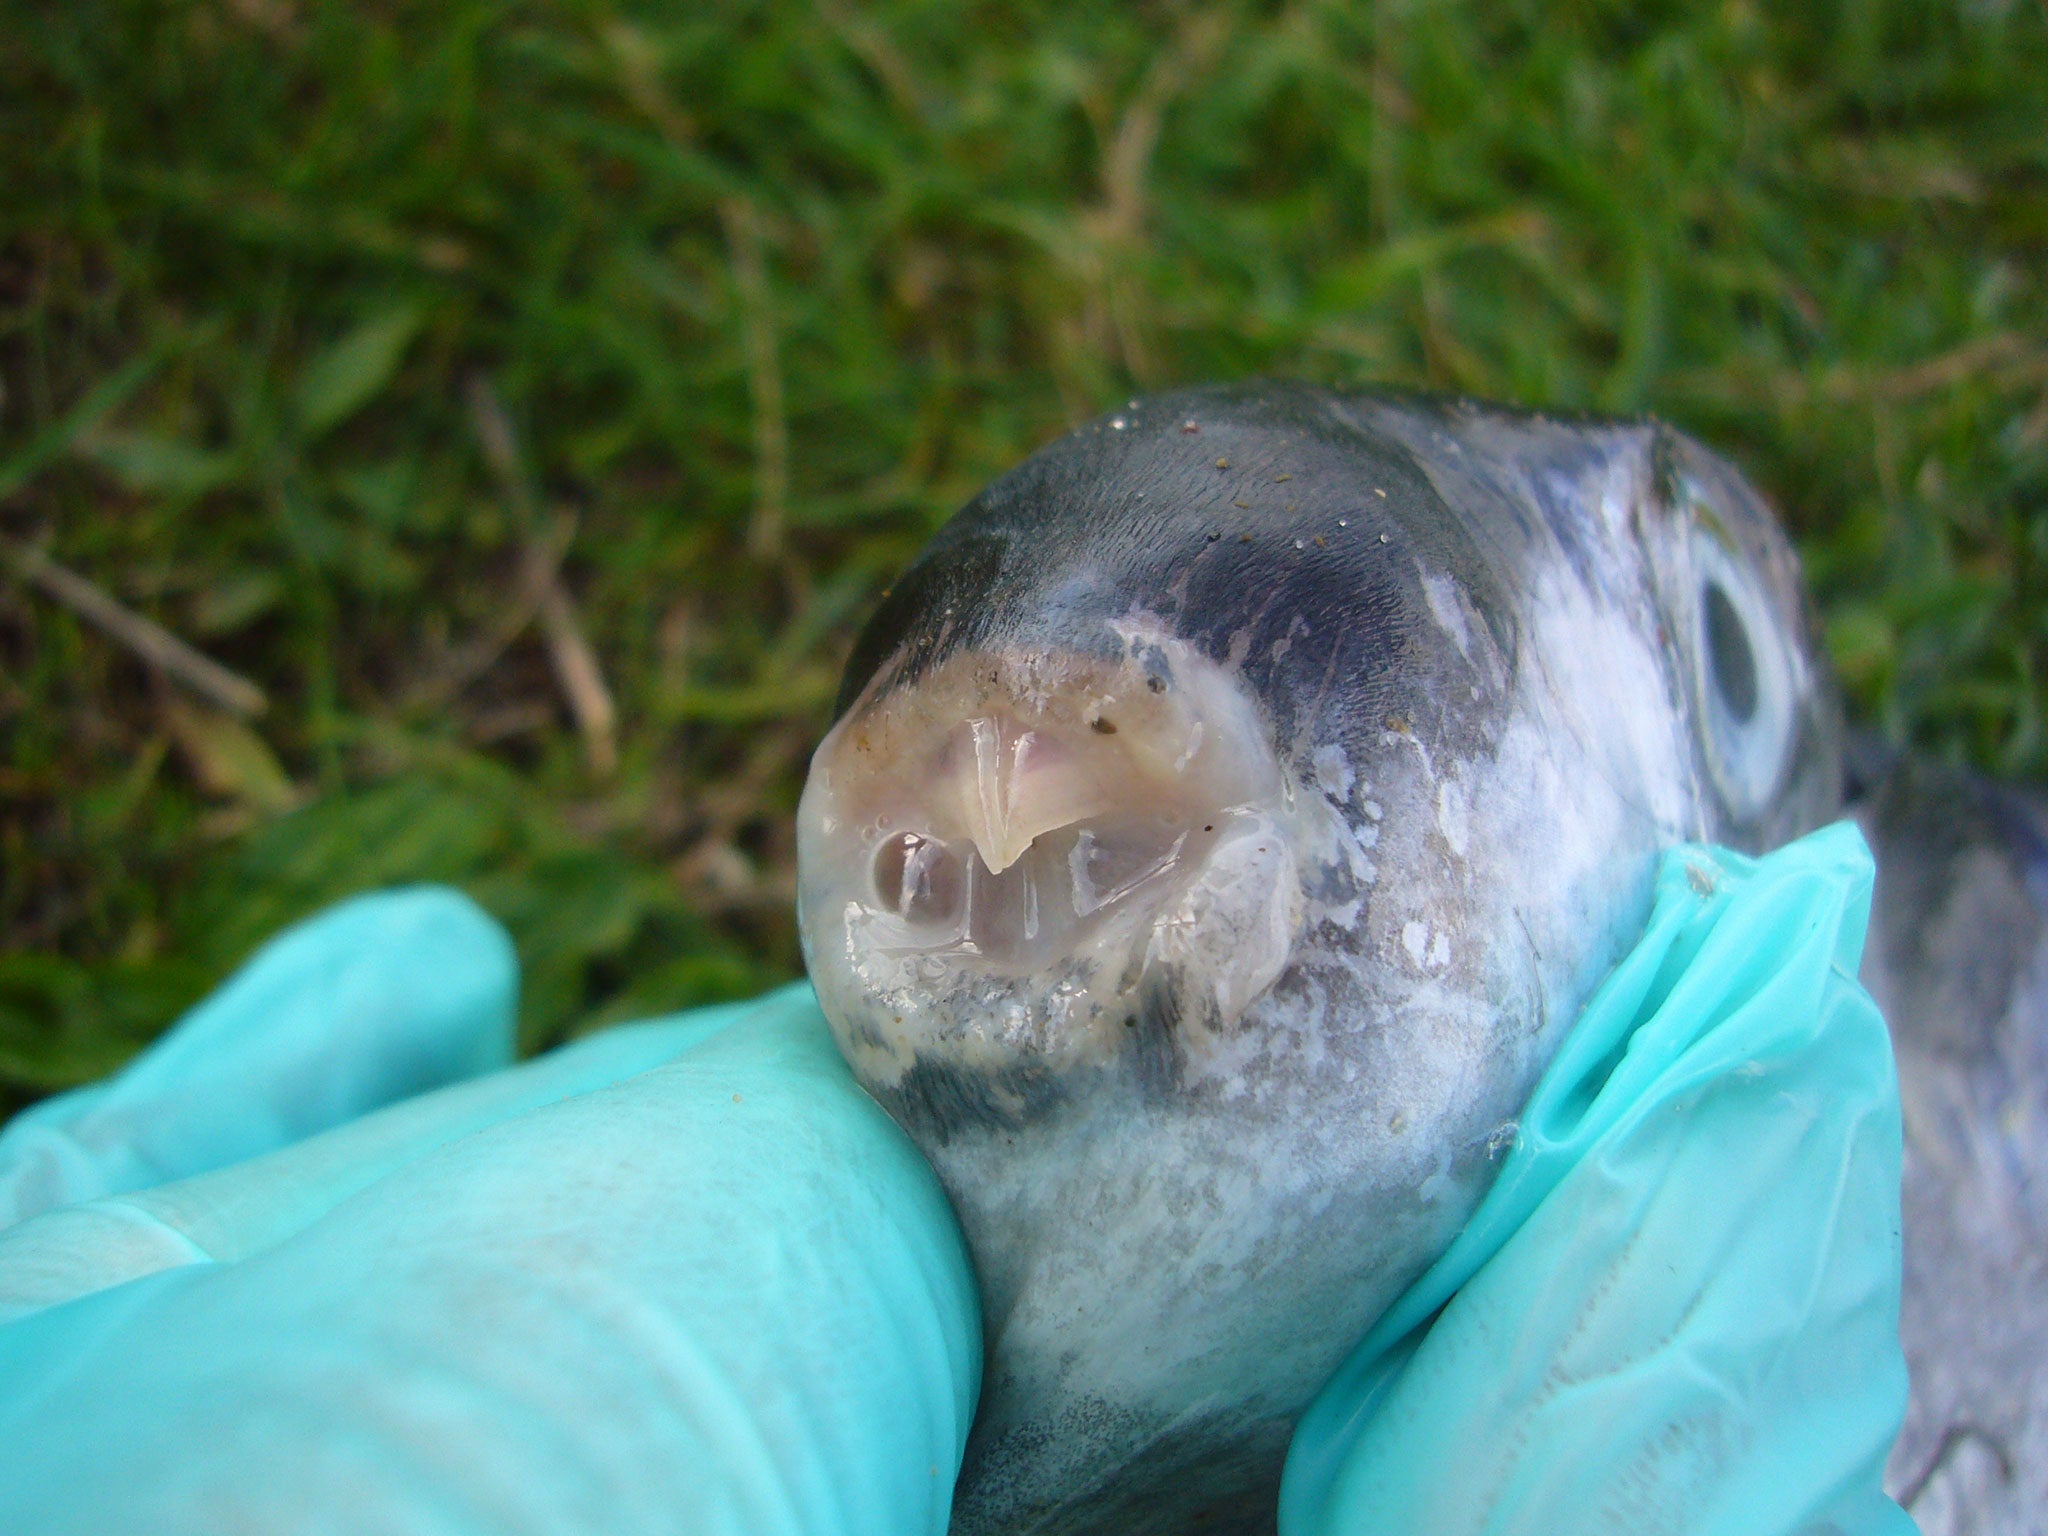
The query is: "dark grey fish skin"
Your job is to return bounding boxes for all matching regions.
[798,379,1896,1534]
[1857,756,2048,1533]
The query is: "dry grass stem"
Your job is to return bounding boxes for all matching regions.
[537,578,619,779]
[464,377,619,778]
[721,195,789,562]
[2,535,268,717]
[1833,334,2047,403]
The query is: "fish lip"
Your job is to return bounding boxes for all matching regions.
[797,628,1306,1105]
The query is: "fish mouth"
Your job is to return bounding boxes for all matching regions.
[797,629,1304,1094]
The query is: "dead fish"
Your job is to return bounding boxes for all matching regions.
[795,381,2037,1532]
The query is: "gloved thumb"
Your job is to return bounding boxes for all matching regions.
[0,886,517,1230]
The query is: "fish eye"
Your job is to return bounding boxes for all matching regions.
[872,831,966,927]
[1702,580,1758,724]
[1688,529,1796,820]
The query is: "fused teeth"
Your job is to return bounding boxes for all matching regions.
[955,716,1116,874]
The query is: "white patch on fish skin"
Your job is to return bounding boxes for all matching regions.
[1524,562,1694,838]
[1402,920,1428,966]
[1417,1153,1455,1207]
[1290,772,1382,904]
[1313,744,1355,801]
[1269,613,1310,666]
[1361,797,1384,821]
[1406,460,1698,1115]
[1381,726,1436,782]
[1322,898,1364,929]
[1419,566,1473,660]
[1430,931,1451,968]
[1436,778,1470,859]
[1149,817,1301,1054]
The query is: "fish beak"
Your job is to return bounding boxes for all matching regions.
[953,715,1114,874]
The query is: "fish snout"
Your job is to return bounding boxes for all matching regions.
[797,639,1303,1093]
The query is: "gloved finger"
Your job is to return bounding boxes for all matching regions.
[0,987,981,1536]
[1281,823,1914,1536]
[0,996,756,1323]
[0,886,516,1230]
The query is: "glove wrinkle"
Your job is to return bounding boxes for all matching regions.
[0,1011,756,1324]
[0,1196,214,1325]
[0,887,518,1231]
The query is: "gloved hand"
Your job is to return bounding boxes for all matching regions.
[0,825,1914,1536]
[1281,821,1916,1536]
[0,889,979,1536]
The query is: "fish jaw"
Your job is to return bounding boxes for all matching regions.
[796,629,1305,1115]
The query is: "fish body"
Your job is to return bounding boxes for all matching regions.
[798,381,1844,1533]
[1858,756,2048,1531]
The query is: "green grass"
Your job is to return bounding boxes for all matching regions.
[2,0,2044,1108]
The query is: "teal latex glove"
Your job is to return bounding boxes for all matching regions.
[0,890,978,1536]
[1280,821,1914,1536]
[0,823,1910,1535]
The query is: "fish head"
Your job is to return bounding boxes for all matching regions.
[796,382,1840,1532]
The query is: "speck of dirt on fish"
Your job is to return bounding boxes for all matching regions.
[1239,533,1253,543]
[1379,533,1389,543]
[1182,420,1200,434]
[1274,473,1292,483]
[1234,499,1251,509]
[1147,675,1166,694]
[1215,457,1230,469]
[1313,535,1327,548]
[1337,518,1349,528]
[1206,531,1221,542]
[1111,417,1127,430]
[1091,717,1118,734]
[1374,487,1387,498]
